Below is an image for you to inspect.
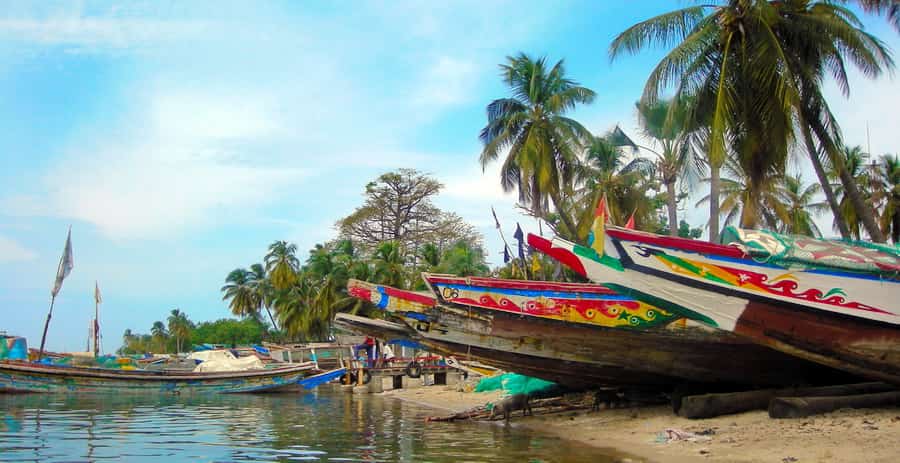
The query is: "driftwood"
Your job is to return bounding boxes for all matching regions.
[769,391,900,418]
[679,382,895,419]
[425,396,579,422]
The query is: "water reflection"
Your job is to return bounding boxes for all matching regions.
[0,389,621,462]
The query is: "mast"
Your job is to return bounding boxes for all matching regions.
[93,281,101,357]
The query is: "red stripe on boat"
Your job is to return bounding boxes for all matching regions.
[382,286,436,306]
[527,234,587,277]
[425,274,615,294]
[606,227,747,259]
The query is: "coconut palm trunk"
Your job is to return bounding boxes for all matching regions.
[801,125,851,239]
[708,163,721,243]
[837,160,886,242]
[665,180,678,236]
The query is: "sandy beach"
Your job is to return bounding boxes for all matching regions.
[384,385,900,463]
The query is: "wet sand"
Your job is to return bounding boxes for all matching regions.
[385,386,900,463]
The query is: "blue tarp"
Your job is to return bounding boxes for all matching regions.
[385,339,424,350]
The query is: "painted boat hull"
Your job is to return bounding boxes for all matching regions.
[528,231,900,384]
[0,360,315,394]
[348,279,851,388]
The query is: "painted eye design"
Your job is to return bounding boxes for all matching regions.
[608,306,619,315]
[629,315,640,325]
[645,310,656,319]
[585,309,596,319]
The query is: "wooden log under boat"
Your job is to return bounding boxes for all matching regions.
[0,360,316,394]
[769,391,900,418]
[678,382,896,419]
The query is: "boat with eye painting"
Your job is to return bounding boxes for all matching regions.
[347,278,850,389]
[527,226,900,384]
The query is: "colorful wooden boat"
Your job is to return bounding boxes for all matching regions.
[0,360,316,394]
[347,279,849,389]
[527,228,900,384]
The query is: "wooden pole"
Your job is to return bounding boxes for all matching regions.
[93,295,100,357]
[37,295,57,360]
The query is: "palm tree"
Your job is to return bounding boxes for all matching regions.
[247,263,278,332]
[870,154,900,242]
[440,241,490,277]
[265,241,300,291]
[855,0,900,31]
[167,309,192,354]
[830,145,871,239]
[221,268,257,319]
[371,241,407,288]
[567,132,657,240]
[479,53,596,237]
[635,99,705,236]
[150,321,168,353]
[779,174,828,237]
[610,0,893,242]
[697,156,789,232]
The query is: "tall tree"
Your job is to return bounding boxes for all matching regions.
[221,268,257,319]
[697,156,789,232]
[779,174,828,237]
[870,154,900,242]
[150,321,168,353]
[167,309,192,354]
[337,170,482,254]
[635,99,705,236]
[265,241,300,291]
[371,241,408,289]
[611,0,893,241]
[479,53,596,237]
[247,263,278,331]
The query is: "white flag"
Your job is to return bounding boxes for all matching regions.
[95,281,102,304]
[51,228,74,297]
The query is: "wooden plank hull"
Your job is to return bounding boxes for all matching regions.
[528,231,900,384]
[347,279,851,388]
[0,361,315,394]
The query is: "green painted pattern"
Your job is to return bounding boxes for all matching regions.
[603,283,719,328]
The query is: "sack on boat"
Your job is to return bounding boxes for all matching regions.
[723,227,900,275]
[188,350,264,372]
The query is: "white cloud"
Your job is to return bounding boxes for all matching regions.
[0,235,36,262]
[25,87,312,240]
[414,56,478,108]
[0,17,210,51]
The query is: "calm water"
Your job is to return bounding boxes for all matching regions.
[0,388,621,462]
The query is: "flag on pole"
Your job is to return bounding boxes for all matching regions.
[624,210,636,230]
[51,228,74,297]
[588,196,607,256]
[502,246,511,264]
[491,206,502,229]
[95,281,102,304]
[513,223,525,262]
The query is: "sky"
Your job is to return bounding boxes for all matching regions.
[1,1,897,353]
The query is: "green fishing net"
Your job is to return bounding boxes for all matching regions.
[475,373,556,396]
[722,226,900,276]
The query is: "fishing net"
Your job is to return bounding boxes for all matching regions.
[722,226,900,276]
[474,373,556,397]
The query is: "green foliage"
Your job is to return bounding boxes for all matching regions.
[192,318,267,346]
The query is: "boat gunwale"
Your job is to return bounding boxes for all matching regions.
[0,360,316,381]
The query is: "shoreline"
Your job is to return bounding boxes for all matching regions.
[382,385,900,463]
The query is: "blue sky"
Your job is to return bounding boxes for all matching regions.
[1,1,897,352]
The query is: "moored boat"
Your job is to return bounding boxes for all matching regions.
[528,228,900,384]
[0,360,316,394]
[348,278,851,389]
